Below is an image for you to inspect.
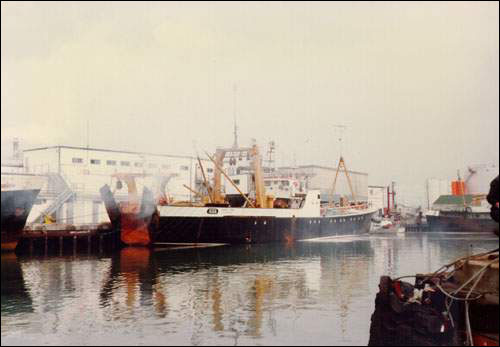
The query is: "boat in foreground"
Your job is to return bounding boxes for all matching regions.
[369,249,499,346]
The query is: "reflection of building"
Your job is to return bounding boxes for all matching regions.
[318,241,373,341]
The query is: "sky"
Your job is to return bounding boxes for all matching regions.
[1,2,499,206]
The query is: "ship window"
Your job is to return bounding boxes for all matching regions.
[90,159,100,165]
[281,180,290,186]
[233,179,240,185]
[72,157,84,164]
[106,160,116,166]
[180,165,189,171]
[207,168,213,173]
[120,161,130,166]
[134,162,143,167]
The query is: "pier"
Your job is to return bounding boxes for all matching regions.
[16,223,120,256]
[405,223,430,232]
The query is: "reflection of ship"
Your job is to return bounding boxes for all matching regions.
[101,143,375,246]
[1,253,33,315]
[98,241,375,338]
[1,187,40,251]
[426,166,498,233]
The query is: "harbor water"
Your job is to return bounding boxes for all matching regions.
[2,232,498,346]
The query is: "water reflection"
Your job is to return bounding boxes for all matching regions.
[1,233,497,346]
[1,253,33,316]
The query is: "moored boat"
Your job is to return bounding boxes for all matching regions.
[1,187,40,252]
[100,143,376,246]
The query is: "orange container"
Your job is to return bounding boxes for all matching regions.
[451,181,466,195]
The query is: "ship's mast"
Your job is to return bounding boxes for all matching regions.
[232,85,239,149]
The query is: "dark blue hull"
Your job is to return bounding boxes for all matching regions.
[153,212,375,244]
[426,214,498,233]
[1,189,40,251]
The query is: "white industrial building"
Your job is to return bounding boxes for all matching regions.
[462,164,498,195]
[368,185,386,215]
[2,145,209,225]
[426,178,452,210]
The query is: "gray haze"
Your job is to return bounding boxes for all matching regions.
[2,2,499,206]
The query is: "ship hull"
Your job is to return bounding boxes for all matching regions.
[426,213,498,233]
[1,189,40,252]
[153,211,375,244]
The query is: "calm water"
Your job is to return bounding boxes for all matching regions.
[1,232,498,346]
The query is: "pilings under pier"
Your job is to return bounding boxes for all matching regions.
[405,223,430,232]
[16,223,120,256]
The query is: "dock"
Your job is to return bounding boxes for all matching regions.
[404,223,430,232]
[16,223,120,256]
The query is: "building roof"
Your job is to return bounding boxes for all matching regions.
[433,194,477,206]
[23,145,200,160]
[277,165,367,176]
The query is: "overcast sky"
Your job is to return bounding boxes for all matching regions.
[1,2,499,205]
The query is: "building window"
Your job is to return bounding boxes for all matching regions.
[120,161,130,166]
[90,159,101,165]
[72,158,83,164]
[134,162,143,168]
[180,165,189,171]
[107,160,117,166]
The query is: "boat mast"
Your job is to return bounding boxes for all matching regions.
[251,144,268,208]
[197,156,213,203]
[329,125,357,206]
[232,84,239,149]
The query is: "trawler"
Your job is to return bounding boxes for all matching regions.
[100,143,376,246]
